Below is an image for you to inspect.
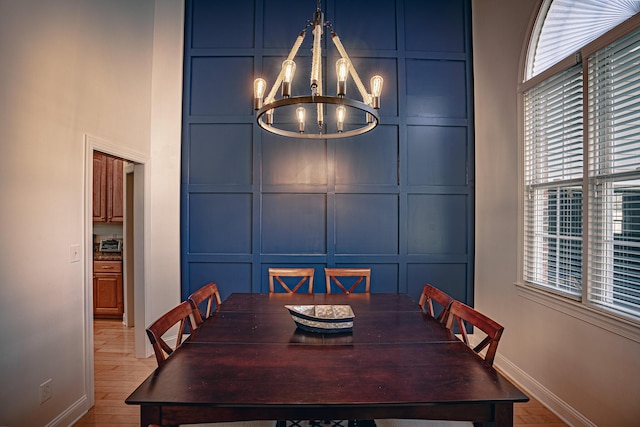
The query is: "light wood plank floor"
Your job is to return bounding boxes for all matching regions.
[74,320,568,427]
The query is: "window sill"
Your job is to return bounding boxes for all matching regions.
[515,282,640,344]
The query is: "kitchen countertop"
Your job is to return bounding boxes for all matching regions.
[94,252,123,261]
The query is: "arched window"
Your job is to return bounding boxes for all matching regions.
[526,0,640,79]
[522,1,640,320]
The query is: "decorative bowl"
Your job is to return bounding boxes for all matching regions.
[285,305,355,334]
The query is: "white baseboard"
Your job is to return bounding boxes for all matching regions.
[494,352,596,427]
[46,394,88,427]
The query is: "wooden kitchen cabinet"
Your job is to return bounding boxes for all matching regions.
[93,152,123,223]
[93,260,123,318]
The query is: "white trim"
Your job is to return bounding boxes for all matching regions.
[82,138,95,412]
[494,352,597,427]
[516,282,640,343]
[44,395,88,427]
[86,134,148,164]
[83,134,150,420]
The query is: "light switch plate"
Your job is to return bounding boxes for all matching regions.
[70,244,81,263]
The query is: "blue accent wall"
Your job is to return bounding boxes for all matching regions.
[181,0,474,304]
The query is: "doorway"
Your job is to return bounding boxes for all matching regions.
[84,134,148,409]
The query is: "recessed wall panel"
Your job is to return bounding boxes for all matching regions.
[407,194,467,254]
[262,133,327,185]
[188,262,253,299]
[263,0,313,49]
[404,0,466,53]
[335,125,398,185]
[262,194,327,254]
[189,124,253,185]
[407,263,468,303]
[190,57,253,116]
[191,0,255,49]
[407,125,467,186]
[406,59,467,118]
[335,194,398,254]
[189,193,252,254]
[334,0,397,51]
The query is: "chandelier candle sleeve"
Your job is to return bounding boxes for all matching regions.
[370,75,384,109]
[296,107,306,133]
[253,78,266,109]
[336,58,349,97]
[336,106,346,133]
[281,60,296,98]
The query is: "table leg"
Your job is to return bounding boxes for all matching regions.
[494,402,514,427]
[140,405,161,427]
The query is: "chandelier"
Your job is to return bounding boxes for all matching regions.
[253,0,383,139]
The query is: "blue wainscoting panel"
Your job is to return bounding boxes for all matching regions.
[263,0,314,49]
[333,0,398,51]
[182,0,474,307]
[407,263,469,303]
[189,262,253,299]
[335,125,398,186]
[407,125,467,186]
[190,57,254,116]
[262,194,327,254]
[407,194,468,255]
[191,0,255,49]
[262,134,327,185]
[189,124,253,185]
[188,193,252,254]
[404,0,466,53]
[405,59,467,118]
[335,194,399,255]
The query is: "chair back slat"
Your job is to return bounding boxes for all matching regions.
[445,300,504,366]
[268,268,315,294]
[324,268,371,294]
[145,301,197,366]
[188,282,222,325]
[418,284,454,324]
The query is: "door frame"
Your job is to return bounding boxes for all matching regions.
[83,134,149,408]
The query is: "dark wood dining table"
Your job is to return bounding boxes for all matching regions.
[126,293,528,426]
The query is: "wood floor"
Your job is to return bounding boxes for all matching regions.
[74,320,568,427]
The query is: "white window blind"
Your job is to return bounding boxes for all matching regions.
[588,28,640,317]
[524,65,583,296]
[529,0,640,79]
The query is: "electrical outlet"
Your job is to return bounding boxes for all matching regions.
[70,244,80,263]
[40,379,52,404]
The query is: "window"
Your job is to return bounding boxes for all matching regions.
[523,2,640,321]
[524,65,583,297]
[587,30,640,317]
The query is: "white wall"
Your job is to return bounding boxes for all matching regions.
[472,1,640,426]
[144,0,185,354]
[0,1,184,425]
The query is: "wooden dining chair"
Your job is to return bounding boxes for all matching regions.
[188,281,222,325]
[418,283,454,324]
[325,268,371,294]
[145,301,198,366]
[268,267,315,293]
[445,300,505,366]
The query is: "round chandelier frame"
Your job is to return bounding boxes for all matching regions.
[253,0,383,140]
[256,96,379,140]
